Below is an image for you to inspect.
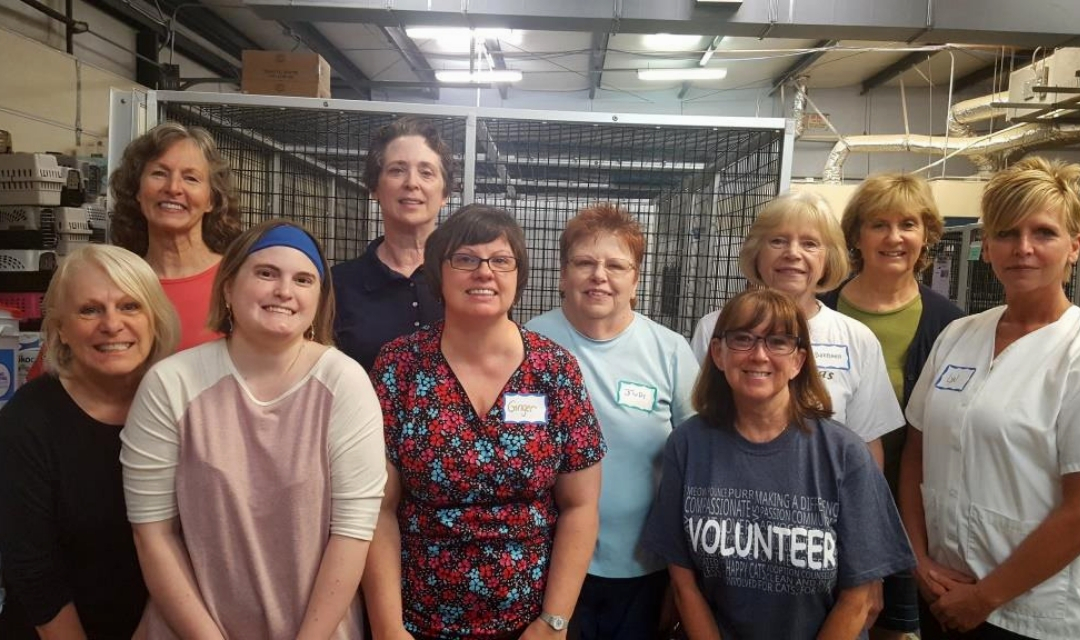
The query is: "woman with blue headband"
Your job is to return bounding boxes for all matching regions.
[120,220,387,639]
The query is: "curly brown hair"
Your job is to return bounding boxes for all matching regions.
[109,122,241,256]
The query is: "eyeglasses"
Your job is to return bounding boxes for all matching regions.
[719,330,800,355]
[447,253,518,272]
[567,256,637,277]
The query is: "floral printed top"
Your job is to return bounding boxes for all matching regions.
[371,322,606,638]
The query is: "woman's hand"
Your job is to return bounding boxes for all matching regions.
[929,582,996,633]
[913,556,976,603]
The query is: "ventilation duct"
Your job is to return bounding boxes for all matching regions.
[946,92,1009,173]
[822,122,1080,183]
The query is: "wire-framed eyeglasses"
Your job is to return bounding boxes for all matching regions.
[447,253,519,272]
[718,330,801,355]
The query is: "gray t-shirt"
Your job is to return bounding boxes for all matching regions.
[642,415,914,639]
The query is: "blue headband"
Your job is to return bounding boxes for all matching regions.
[247,225,325,279]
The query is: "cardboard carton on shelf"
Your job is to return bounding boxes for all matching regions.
[242,50,332,99]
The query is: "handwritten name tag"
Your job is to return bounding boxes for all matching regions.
[617,381,658,413]
[812,343,851,371]
[934,365,976,392]
[503,393,548,423]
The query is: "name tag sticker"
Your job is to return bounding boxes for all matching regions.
[617,381,658,413]
[503,393,548,423]
[934,365,976,392]
[812,343,851,371]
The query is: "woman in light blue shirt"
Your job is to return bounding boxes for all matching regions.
[528,202,699,640]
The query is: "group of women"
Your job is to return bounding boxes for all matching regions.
[0,114,1077,640]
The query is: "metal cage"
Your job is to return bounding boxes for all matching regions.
[120,91,792,337]
[923,222,1080,313]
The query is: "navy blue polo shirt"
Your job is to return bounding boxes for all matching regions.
[332,237,444,371]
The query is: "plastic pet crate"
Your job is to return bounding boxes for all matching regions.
[0,292,45,320]
[0,205,58,248]
[0,249,58,272]
[0,154,66,206]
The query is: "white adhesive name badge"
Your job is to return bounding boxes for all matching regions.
[503,393,548,423]
[934,365,976,392]
[617,380,658,413]
[812,343,851,371]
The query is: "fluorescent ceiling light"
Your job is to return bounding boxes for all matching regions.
[435,70,523,83]
[642,33,703,50]
[406,28,520,43]
[637,68,728,81]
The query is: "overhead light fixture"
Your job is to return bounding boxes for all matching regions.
[435,70,523,83]
[642,33,703,51]
[406,28,520,42]
[637,68,728,81]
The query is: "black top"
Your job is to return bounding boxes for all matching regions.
[821,282,965,407]
[332,236,444,371]
[0,376,146,639]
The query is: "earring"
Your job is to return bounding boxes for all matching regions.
[305,325,315,341]
[224,303,234,334]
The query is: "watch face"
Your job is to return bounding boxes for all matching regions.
[542,613,567,630]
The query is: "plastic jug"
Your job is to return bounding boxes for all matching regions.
[0,307,19,408]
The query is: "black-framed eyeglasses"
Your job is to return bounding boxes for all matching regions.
[447,253,519,272]
[718,330,800,355]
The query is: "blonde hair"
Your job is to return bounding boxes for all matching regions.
[740,192,849,293]
[982,156,1080,238]
[841,173,944,274]
[43,245,180,376]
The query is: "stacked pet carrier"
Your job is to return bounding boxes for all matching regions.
[0,152,105,389]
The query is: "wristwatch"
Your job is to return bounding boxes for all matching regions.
[538,611,568,631]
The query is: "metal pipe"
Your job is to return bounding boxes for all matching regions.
[65,0,74,53]
[18,0,88,34]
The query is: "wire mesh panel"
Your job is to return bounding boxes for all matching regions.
[921,225,966,303]
[473,117,784,335]
[161,101,467,264]
[148,94,788,339]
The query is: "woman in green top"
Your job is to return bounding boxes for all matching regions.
[820,173,964,640]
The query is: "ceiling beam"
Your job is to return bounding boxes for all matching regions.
[485,38,510,100]
[768,39,836,96]
[286,22,372,100]
[246,0,1080,48]
[589,32,609,100]
[380,26,439,100]
[81,0,240,79]
[155,0,261,60]
[860,50,935,95]
[768,38,833,95]
[677,82,691,100]
[953,50,1035,93]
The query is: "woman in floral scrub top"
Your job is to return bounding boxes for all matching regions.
[367,204,606,640]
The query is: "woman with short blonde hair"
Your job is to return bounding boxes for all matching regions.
[691,192,904,474]
[0,245,178,639]
[901,157,1080,640]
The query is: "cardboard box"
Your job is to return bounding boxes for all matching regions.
[242,50,331,99]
